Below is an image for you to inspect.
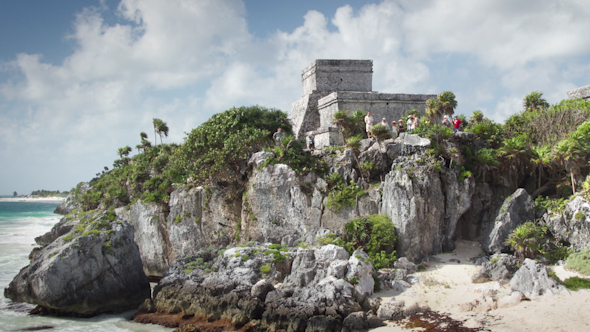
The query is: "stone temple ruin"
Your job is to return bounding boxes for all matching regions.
[567,84,590,101]
[289,59,436,149]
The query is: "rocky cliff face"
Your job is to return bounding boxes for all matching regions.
[541,195,590,250]
[5,212,150,316]
[134,244,381,331]
[111,136,516,275]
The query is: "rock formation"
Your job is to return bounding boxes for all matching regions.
[5,211,150,316]
[134,244,379,331]
[480,188,535,254]
[541,195,590,251]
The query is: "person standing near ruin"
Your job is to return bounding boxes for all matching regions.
[273,127,284,146]
[442,114,450,127]
[406,116,414,132]
[453,116,462,133]
[307,132,315,151]
[413,115,420,129]
[380,118,390,131]
[364,111,374,138]
[398,119,405,133]
[391,121,398,138]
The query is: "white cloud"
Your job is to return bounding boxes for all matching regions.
[1,0,590,194]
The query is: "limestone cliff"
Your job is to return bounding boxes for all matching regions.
[109,134,516,275]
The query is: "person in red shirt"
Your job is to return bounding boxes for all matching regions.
[453,116,462,133]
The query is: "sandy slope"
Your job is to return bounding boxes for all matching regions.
[371,240,590,332]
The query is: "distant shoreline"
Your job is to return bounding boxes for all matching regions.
[0,197,65,203]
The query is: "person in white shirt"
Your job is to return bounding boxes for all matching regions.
[364,111,374,138]
[380,118,390,130]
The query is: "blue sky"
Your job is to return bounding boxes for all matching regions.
[1,0,590,195]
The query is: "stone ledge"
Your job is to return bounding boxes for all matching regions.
[567,84,590,100]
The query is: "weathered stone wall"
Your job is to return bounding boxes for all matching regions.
[291,59,437,140]
[318,91,437,129]
[290,92,323,139]
[313,127,344,149]
[567,84,590,100]
[301,60,373,95]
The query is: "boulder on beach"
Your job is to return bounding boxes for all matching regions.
[4,212,150,316]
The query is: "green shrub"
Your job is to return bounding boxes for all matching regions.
[343,214,397,269]
[412,123,453,145]
[541,242,573,264]
[264,249,288,263]
[505,222,547,261]
[563,277,590,291]
[177,105,291,184]
[535,196,567,213]
[260,264,272,274]
[326,180,365,211]
[565,249,590,275]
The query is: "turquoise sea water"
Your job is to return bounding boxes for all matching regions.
[0,202,172,332]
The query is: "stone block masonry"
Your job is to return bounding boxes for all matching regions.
[567,84,590,100]
[289,59,436,149]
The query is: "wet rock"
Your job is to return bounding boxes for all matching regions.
[5,213,150,316]
[34,216,78,247]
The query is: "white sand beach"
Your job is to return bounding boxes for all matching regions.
[0,196,65,203]
[371,240,590,332]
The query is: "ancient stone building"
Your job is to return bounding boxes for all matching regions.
[567,84,590,100]
[289,59,436,148]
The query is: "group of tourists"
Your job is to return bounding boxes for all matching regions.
[272,111,464,150]
[364,111,422,139]
[364,111,464,139]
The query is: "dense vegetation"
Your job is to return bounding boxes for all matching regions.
[77,106,291,211]
[318,214,397,270]
[30,189,69,198]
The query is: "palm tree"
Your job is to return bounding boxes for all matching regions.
[153,119,169,146]
[523,91,549,111]
[437,91,457,116]
[505,222,546,262]
[117,146,132,159]
[425,98,441,119]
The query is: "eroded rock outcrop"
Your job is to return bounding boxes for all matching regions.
[481,189,535,254]
[135,244,377,331]
[509,258,567,299]
[54,182,89,215]
[5,213,150,316]
[541,195,590,251]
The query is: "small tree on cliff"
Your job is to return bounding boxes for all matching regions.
[438,91,457,116]
[425,98,441,119]
[523,91,549,112]
[153,119,169,146]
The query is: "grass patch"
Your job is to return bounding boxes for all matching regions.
[563,277,590,291]
[565,248,590,275]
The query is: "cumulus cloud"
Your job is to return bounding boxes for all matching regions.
[1,0,590,193]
